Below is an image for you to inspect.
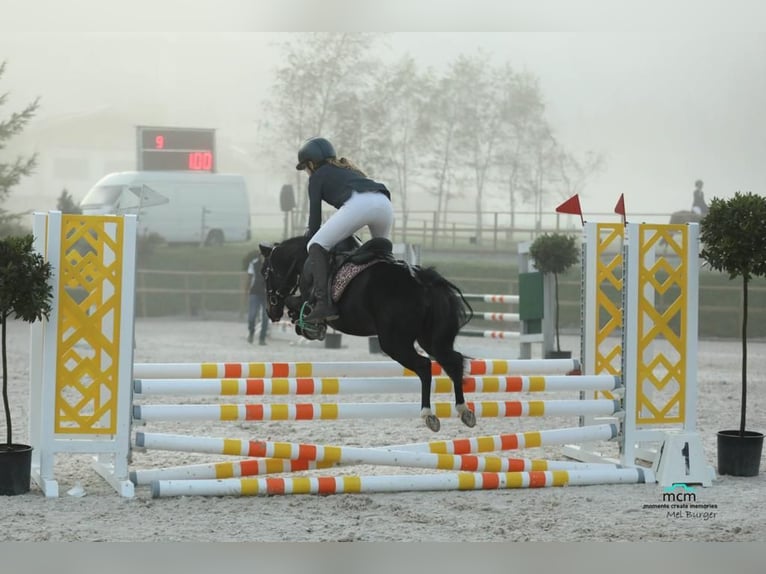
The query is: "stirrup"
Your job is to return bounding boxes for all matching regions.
[296,302,328,340]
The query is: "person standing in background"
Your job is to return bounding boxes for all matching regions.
[244,250,268,345]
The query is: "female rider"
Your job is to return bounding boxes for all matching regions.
[296,136,394,322]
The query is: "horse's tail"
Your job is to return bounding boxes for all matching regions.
[414,267,473,346]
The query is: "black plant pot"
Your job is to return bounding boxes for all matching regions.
[368,336,382,354]
[325,332,342,349]
[717,430,764,477]
[0,444,33,495]
[545,350,572,359]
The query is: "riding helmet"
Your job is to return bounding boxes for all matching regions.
[296,137,336,170]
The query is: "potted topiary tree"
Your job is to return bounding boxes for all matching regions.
[0,234,53,495]
[528,232,579,358]
[700,191,766,477]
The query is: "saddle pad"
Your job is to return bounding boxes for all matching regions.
[331,260,381,303]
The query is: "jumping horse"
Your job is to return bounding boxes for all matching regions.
[259,235,476,432]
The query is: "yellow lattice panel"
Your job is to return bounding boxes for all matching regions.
[54,215,124,434]
[594,223,624,399]
[635,224,687,425]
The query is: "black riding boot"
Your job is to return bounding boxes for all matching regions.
[303,244,339,322]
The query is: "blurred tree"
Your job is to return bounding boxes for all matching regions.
[362,55,432,242]
[495,70,548,230]
[264,35,605,239]
[421,58,469,232]
[554,149,606,210]
[452,53,505,244]
[56,188,82,214]
[423,57,556,240]
[264,33,382,222]
[0,61,39,237]
[517,121,560,231]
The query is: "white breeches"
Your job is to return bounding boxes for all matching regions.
[307,191,394,251]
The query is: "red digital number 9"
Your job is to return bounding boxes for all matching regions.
[155,135,165,149]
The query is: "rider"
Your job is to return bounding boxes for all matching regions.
[692,179,708,216]
[296,136,394,322]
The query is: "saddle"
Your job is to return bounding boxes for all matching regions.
[289,237,397,340]
[329,237,396,302]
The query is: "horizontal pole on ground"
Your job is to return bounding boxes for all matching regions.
[130,454,615,486]
[151,468,654,497]
[130,458,338,485]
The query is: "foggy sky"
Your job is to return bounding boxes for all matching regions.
[1,0,765,218]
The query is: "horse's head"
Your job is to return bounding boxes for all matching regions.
[259,239,304,322]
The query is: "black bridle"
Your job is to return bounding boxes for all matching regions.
[262,244,300,310]
[262,241,327,339]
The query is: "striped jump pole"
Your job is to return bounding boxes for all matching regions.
[131,423,619,485]
[475,312,520,322]
[386,423,619,454]
[135,423,617,458]
[459,330,520,339]
[460,294,525,340]
[150,467,654,498]
[130,458,339,486]
[134,432,619,475]
[132,374,621,397]
[130,454,613,486]
[132,399,621,423]
[463,294,519,304]
[132,358,580,380]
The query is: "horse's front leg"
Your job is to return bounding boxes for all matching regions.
[419,411,439,431]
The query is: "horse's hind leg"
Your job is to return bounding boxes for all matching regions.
[428,346,476,429]
[378,336,441,432]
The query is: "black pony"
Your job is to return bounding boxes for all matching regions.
[259,235,476,432]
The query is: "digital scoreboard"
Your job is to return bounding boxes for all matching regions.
[137,126,216,172]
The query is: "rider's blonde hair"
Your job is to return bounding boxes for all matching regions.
[327,157,367,177]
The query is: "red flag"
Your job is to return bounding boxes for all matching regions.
[555,194,584,226]
[614,193,626,225]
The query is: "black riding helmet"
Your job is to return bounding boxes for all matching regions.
[296,137,336,170]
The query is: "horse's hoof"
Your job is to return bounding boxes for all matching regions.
[425,415,441,432]
[460,409,476,428]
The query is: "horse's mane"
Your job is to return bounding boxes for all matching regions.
[276,235,310,260]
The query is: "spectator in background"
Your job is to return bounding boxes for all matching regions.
[692,179,708,216]
[244,250,268,345]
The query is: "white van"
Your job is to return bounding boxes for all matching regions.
[79,171,251,245]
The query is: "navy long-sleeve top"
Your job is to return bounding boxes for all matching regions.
[306,163,390,236]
